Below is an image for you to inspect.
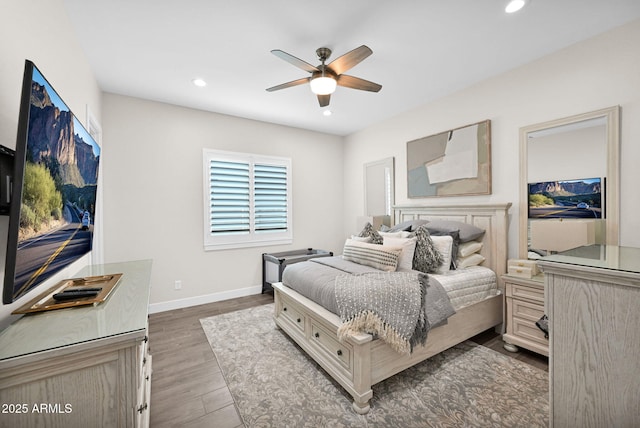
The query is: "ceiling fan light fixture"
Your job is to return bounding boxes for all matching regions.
[192,78,207,87]
[505,0,528,13]
[310,76,337,95]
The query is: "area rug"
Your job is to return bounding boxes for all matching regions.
[200,304,548,428]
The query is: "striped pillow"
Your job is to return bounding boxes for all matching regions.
[342,239,401,272]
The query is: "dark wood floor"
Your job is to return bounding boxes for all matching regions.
[148,294,548,427]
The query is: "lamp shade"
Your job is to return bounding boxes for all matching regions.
[530,219,595,253]
[310,76,337,95]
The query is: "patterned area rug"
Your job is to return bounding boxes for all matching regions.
[200,304,548,428]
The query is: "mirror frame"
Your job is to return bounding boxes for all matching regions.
[519,106,620,259]
[364,157,395,217]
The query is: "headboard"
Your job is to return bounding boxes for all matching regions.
[393,203,512,291]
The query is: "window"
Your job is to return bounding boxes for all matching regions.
[203,149,292,250]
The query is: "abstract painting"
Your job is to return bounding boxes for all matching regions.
[407,120,491,197]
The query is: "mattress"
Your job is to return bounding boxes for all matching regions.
[282,256,498,315]
[430,265,498,310]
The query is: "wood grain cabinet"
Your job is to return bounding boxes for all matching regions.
[539,246,640,427]
[502,274,549,356]
[0,260,152,428]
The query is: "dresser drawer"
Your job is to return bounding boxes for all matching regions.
[310,321,352,371]
[280,301,305,332]
[512,317,548,346]
[508,282,544,304]
[512,298,544,323]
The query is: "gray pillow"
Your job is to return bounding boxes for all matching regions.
[388,219,430,232]
[426,220,485,243]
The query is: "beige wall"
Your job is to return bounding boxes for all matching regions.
[343,19,640,254]
[0,0,102,327]
[102,94,344,310]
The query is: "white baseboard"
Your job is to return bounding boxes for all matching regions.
[149,285,263,314]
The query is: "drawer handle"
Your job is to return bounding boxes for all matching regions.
[143,336,148,343]
[145,375,150,381]
[283,307,287,312]
[137,403,148,413]
[297,318,301,323]
[314,332,320,338]
[337,350,343,356]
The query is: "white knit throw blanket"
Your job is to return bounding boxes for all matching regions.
[335,271,429,355]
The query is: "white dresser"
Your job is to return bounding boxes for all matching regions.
[0,260,153,428]
[539,246,640,427]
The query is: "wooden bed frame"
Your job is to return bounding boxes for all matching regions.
[273,203,511,414]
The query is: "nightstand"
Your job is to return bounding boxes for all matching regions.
[502,274,549,356]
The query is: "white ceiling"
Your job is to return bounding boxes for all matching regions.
[62,1,640,136]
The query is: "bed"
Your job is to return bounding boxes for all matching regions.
[272,203,511,414]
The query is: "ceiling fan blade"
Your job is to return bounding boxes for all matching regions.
[317,94,331,107]
[327,45,373,75]
[266,77,310,92]
[271,50,319,73]
[337,74,382,92]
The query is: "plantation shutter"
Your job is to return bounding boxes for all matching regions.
[254,164,288,232]
[208,160,250,235]
[203,149,292,250]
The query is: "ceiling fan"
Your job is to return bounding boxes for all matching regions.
[266,45,382,107]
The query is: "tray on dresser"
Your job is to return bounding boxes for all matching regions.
[12,273,123,314]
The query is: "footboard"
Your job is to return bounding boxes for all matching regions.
[273,282,503,414]
[273,282,375,414]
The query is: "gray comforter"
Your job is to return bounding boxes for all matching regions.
[282,256,456,353]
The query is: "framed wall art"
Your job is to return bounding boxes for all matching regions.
[407,120,491,197]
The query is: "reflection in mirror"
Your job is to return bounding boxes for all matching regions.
[364,157,394,217]
[519,107,620,259]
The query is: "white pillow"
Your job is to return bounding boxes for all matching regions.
[458,240,483,258]
[430,235,453,274]
[383,236,417,271]
[379,230,411,239]
[350,235,373,243]
[342,239,402,272]
[456,253,486,269]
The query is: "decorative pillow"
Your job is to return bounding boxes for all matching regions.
[388,219,430,232]
[426,220,485,243]
[458,240,483,258]
[357,222,383,245]
[411,225,444,274]
[427,229,460,270]
[430,235,454,274]
[456,253,486,269]
[379,230,411,239]
[350,235,373,243]
[343,239,401,272]
[383,236,417,271]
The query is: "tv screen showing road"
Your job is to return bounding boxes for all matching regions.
[4,61,101,303]
[528,178,602,219]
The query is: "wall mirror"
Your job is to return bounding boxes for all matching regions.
[519,106,620,259]
[364,157,394,216]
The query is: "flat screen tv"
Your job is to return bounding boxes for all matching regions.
[528,177,602,219]
[3,60,101,304]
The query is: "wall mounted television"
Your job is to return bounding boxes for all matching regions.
[528,177,603,220]
[2,60,101,304]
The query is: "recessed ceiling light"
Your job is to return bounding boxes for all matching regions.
[505,0,528,13]
[323,110,332,117]
[192,78,207,87]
